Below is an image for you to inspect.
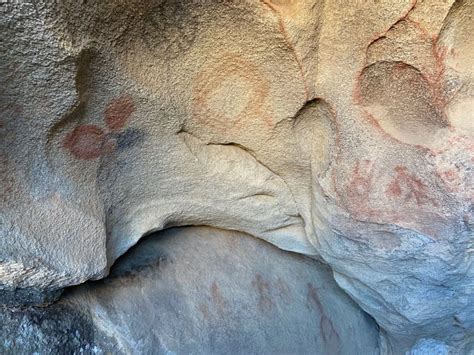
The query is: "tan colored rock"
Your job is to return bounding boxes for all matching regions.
[1,0,472,353]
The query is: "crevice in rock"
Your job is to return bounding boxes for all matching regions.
[177,129,304,220]
[259,0,310,101]
[365,0,419,61]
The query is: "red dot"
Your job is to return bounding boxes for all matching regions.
[63,125,105,160]
[104,95,135,132]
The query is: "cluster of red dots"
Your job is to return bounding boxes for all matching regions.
[63,95,135,160]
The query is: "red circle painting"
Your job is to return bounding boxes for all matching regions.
[104,95,135,132]
[192,54,271,131]
[63,125,106,160]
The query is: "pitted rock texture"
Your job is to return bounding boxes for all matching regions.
[1,0,473,353]
[1,227,380,354]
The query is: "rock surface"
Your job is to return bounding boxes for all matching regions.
[0,227,380,354]
[1,0,473,353]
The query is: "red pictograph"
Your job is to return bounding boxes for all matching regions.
[63,95,135,160]
[63,125,105,160]
[104,95,135,132]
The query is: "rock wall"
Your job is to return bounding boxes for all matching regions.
[1,0,473,353]
[1,227,381,354]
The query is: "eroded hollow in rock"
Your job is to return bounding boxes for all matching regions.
[0,227,381,354]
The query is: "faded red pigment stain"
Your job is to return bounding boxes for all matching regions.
[432,132,474,201]
[192,54,272,132]
[344,159,376,217]
[306,283,341,353]
[275,277,292,303]
[63,94,135,160]
[198,303,210,321]
[353,2,453,151]
[210,281,228,315]
[386,178,402,197]
[386,166,438,207]
[104,95,135,132]
[306,282,324,312]
[438,169,458,183]
[252,273,274,313]
[347,160,374,200]
[340,160,440,224]
[437,167,468,196]
[63,125,105,160]
[339,159,448,239]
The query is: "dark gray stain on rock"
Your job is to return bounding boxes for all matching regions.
[0,303,117,354]
[115,128,146,152]
[0,287,63,307]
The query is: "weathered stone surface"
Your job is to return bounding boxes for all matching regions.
[1,227,380,354]
[1,0,473,353]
